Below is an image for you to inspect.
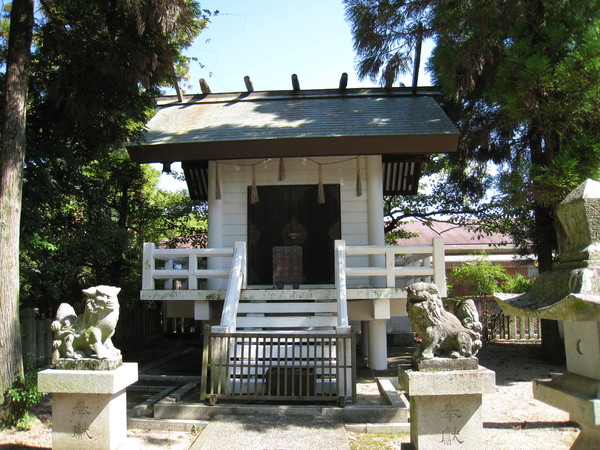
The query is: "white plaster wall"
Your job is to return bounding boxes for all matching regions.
[213,156,371,286]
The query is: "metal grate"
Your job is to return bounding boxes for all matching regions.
[201,326,356,405]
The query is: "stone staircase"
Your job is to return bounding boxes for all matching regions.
[235,288,339,331]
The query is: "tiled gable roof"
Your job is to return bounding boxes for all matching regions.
[128,88,458,163]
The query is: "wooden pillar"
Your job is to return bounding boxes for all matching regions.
[366,155,387,370]
[367,155,385,287]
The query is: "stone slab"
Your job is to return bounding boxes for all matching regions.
[416,357,479,372]
[398,367,496,396]
[376,378,406,408]
[564,320,600,380]
[533,373,600,449]
[38,362,138,394]
[533,374,600,426]
[55,357,122,371]
[410,393,484,449]
[51,390,127,449]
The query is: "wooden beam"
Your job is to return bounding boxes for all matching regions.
[291,73,300,91]
[339,72,348,90]
[199,78,211,94]
[244,75,254,92]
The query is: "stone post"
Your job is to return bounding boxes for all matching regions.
[399,366,495,449]
[38,363,138,450]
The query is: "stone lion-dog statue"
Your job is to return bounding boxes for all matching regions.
[51,285,121,362]
[406,282,482,364]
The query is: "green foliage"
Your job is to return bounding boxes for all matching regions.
[345,1,600,271]
[1,372,44,430]
[450,253,509,298]
[20,150,207,316]
[0,1,211,317]
[503,272,534,294]
[449,252,532,298]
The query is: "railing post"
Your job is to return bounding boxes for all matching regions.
[142,243,156,290]
[335,240,349,327]
[236,241,247,289]
[165,259,174,290]
[188,253,198,290]
[386,248,395,287]
[432,237,446,296]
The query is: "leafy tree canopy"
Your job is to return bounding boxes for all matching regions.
[345,0,600,272]
[0,0,210,317]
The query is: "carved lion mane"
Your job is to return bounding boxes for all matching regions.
[406,282,482,364]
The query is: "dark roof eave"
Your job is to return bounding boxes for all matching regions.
[127,133,459,163]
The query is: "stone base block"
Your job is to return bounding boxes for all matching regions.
[38,362,138,450]
[54,357,122,371]
[416,357,479,372]
[533,373,600,449]
[399,366,495,450]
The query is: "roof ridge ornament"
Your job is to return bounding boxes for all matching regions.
[199,78,211,94]
[339,72,348,90]
[244,75,254,93]
[291,74,300,91]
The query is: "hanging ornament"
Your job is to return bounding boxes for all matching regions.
[234,163,241,172]
[355,157,362,197]
[215,162,222,200]
[278,158,286,181]
[302,157,308,166]
[263,158,270,169]
[251,164,259,204]
[317,164,325,204]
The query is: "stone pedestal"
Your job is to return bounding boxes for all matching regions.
[38,362,138,450]
[533,373,600,449]
[531,320,600,449]
[494,180,600,449]
[399,366,495,449]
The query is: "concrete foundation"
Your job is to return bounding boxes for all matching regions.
[38,362,138,449]
[399,366,495,449]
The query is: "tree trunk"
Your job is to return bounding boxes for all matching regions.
[534,205,565,363]
[0,0,34,396]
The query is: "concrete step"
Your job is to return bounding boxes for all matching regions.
[154,401,409,424]
[128,417,208,432]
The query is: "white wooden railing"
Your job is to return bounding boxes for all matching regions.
[142,238,445,331]
[214,242,247,332]
[334,237,446,328]
[142,243,238,290]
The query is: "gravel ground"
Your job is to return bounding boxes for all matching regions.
[478,341,579,449]
[0,339,580,449]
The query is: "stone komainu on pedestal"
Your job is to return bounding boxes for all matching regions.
[406,282,482,365]
[51,285,122,370]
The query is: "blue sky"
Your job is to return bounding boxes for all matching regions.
[180,0,431,94]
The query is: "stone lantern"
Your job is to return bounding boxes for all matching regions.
[496,179,600,449]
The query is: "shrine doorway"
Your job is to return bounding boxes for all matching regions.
[247,184,341,285]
